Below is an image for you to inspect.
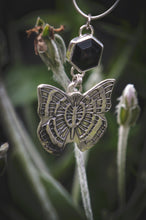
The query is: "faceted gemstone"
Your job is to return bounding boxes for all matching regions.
[71,38,103,71]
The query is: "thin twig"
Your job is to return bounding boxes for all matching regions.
[74,144,93,220]
[117,125,130,207]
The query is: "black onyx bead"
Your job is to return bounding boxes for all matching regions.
[67,35,103,72]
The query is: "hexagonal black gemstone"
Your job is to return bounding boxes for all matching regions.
[71,38,102,71]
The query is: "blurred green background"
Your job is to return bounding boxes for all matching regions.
[0,0,146,219]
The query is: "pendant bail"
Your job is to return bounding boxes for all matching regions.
[86,14,92,28]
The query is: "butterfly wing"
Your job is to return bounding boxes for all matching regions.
[75,79,115,151]
[37,123,64,155]
[37,84,71,154]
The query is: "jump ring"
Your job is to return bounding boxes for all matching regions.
[79,24,94,36]
[73,0,120,20]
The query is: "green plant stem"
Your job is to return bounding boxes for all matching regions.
[51,66,70,91]
[74,144,93,220]
[117,125,130,207]
[72,150,89,205]
[38,46,70,91]
[72,166,80,204]
[0,79,59,220]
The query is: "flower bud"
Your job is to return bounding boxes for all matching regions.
[123,85,138,107]
[37,22,66,70]
[26,17,66,70]
[117,84,140,126]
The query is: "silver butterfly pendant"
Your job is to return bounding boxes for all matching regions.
[37,79,115,154]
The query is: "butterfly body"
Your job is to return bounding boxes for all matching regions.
[37,79,115,154]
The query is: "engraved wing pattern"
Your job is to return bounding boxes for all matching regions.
[37,79,115,154]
